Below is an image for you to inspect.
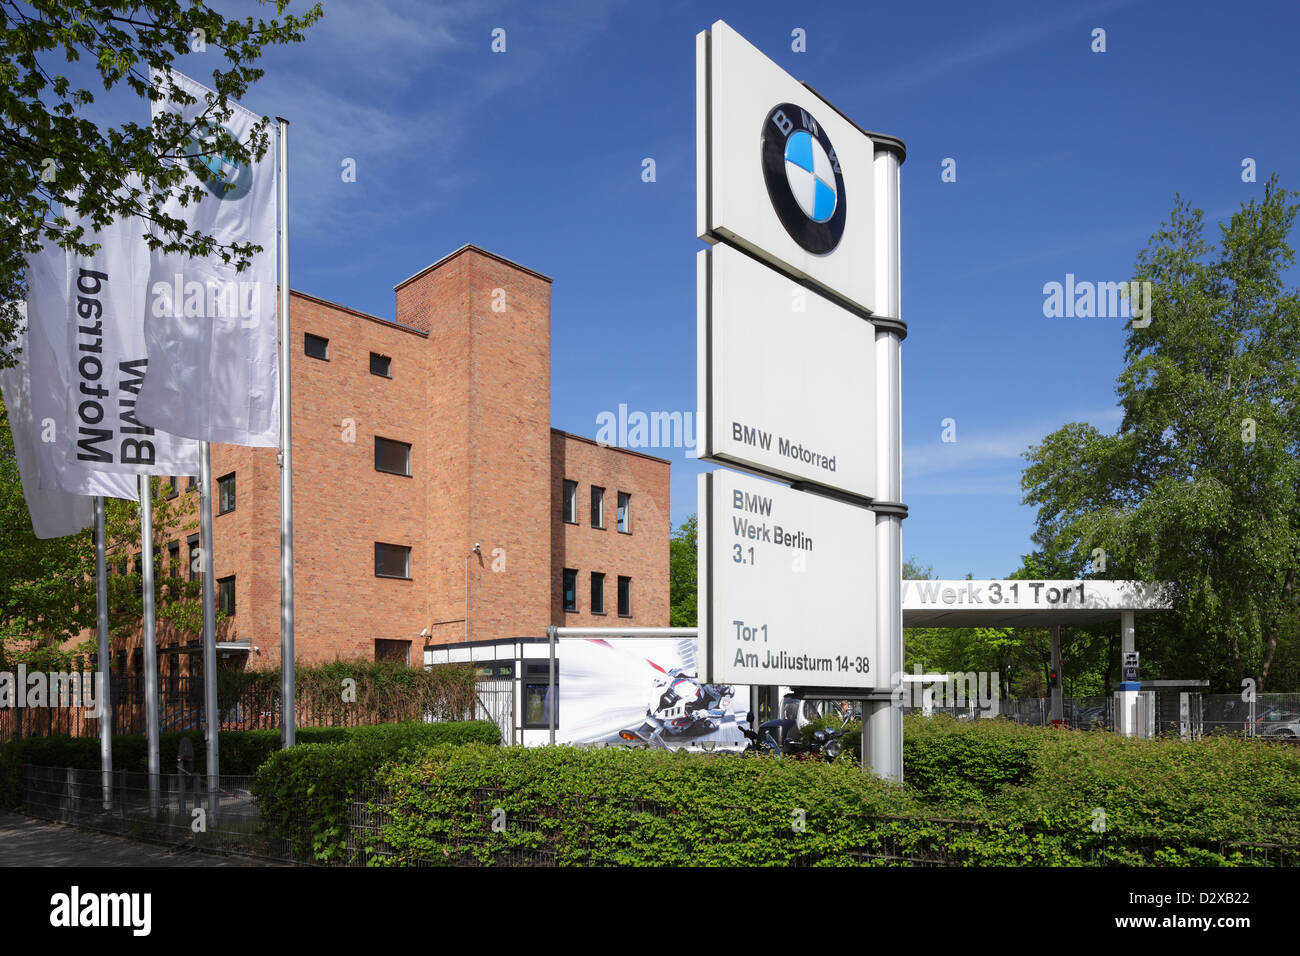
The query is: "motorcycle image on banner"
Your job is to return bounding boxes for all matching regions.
[560,638,751,751]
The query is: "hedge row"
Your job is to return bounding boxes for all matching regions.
[360,718,1300,866]
[251,721,501,863]
[0,720,501,810]
[375,744,920,867]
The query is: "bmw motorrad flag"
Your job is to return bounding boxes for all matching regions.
[697,20,878,316]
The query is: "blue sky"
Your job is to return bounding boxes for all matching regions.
[93,0,1300,577]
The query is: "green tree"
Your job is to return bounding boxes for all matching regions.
[0,391,93,664]
[0,0,323,368]
[1,389,207,666]
[1022,176,1300,691]
[669,514,697,627]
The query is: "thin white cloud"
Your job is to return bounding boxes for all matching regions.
[229,0,626,237]
[859,0,1135,99]
[903,407,1122,480]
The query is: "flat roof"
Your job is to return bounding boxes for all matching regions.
[903,580,1171,627]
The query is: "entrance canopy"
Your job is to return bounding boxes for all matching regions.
[902,580,1169,627]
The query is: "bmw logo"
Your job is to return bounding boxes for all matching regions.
[185,122,253,202]
[760,103,846,254]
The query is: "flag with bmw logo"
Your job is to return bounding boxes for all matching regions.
[134,68,280,447]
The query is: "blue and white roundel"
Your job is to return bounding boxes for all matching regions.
[783,130,837,223]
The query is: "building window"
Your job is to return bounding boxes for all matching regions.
[618,576,632,617]
[166,476,179,499]
[591,572,605,615]
[562,479,578,524]
[374,437,412,476]
[217,576,235,616]
[370,352,392,378]
[187,476,197,492]
[522,661,557,729]
[591,486,605,529]
[217,472,236,514]
[617,492,631,534]
[374,639,410,665]
[167,541,180,579]
[562,568,578,612]
[375,542,411,580]
[187,534,200,581]
[304,333,329,360]
[133,553,143,596]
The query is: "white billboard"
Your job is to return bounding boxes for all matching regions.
[700,469,877,689]
[698,242,876,499]
[697,19,878,316]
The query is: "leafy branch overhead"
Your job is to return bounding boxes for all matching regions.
[0,0,323,368]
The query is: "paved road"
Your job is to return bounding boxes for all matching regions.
[0,813,272,867]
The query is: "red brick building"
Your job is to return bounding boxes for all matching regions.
[112,245,670,674]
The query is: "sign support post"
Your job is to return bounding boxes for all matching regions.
[863,140,905,781]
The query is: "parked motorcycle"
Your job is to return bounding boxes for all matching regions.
[739,711,847,761]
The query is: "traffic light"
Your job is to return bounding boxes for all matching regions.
[1049,668,1061,688]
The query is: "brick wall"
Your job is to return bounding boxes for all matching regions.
[550,431,671,628]
[97,246,671,671]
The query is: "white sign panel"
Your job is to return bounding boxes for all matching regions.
[902,580,1171,626]
[700,470,877,688]
[697,19,877,315]
[698,243,876,499]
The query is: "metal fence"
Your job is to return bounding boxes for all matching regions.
[471,679,515,746]
[0,673,470,742]
[903,692,1300,740]
[19,764,312,864]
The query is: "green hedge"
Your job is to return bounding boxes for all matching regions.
[0,721,500,810]
[375,744,919,867]
[363,720,1300,866]
[252,721,501,863]
[903,715,1042,803]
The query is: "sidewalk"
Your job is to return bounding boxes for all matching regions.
[0,812,272,867]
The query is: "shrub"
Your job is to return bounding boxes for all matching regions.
[366,722,1300,867]
[376,745,920,867]
[251,721,500,863]
[903,714,1042,805]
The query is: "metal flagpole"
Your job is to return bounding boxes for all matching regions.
[94,497,112,810]
[276,116,296,748]
[198,442,219,819]
[138,475,161,814]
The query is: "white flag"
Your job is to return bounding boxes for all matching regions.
[135,68,279,447]
[1,305,95,538]
[24,241,138,501]
[26,214,202,477]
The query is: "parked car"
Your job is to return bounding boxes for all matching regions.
[1255,706,1300,738]
[1260,718,1300,739]
[1074,705,1107,731]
